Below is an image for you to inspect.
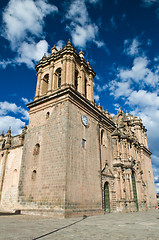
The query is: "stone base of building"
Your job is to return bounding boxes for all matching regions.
[65,208,104,218]
[19,208,104,218]
[20,209,65,218]
[116,200,139,212]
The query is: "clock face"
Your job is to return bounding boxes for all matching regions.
[81,115,88,126]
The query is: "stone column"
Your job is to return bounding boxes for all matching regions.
[48,64,54,93]
[53,70,57,89]
[129,173,134,199]
[61,56,66,88]
[72,57,75,88]
[80,65,85,96]
[66,56,71,85]
[116,172,121,200]
[126,172,131,200]
[87,74,94,102]
[90,74,94,102]
[116,138,120,157]
[119,170,124,199]
[35,69,42,99]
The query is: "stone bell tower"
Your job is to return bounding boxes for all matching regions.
[18,40,108,217]
[34,39,94,102]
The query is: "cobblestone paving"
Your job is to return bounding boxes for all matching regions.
[0,210,159,240]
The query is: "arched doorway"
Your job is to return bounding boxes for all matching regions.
[104,182,110,213]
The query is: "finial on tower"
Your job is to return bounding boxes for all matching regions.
[79,49,84,59]
[22,123,27,133]
[105,109,109,118]
[98,102,102,111]
[42,53,47,60]
[67,39,72,46]
[6,127,11,137]
[51,44,58,54]
[0,131,4,138]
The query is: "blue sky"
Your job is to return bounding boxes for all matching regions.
[0,0,159,192]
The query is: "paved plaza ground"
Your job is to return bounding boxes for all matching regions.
[0,210,159,240]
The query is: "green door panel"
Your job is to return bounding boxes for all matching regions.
[104,182,110,213]
[132,172,138,211]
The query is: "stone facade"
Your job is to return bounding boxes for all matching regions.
[0,40,157,217]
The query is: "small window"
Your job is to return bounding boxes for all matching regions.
[85,78,87,98]
[46,112,50,119]
[32,170,37,180]
[82,139,86,149]
[12,169,17,185]
[41,74,49,95]
[33,143,40,156]
[57,69,61,88]
[75,70,78,90]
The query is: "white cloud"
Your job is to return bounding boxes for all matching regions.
[109,80,132,98]
[65,0,104,48]
[0,101,29,135]
[94,40,106,48]
[124,38,140,57]
[94,95,100,102]
[0,116,25,136]
[118,56,159,87]
[66,0,88,26]
[56,40,65,50]
[2,0,58,49]
[21,97,32,105]
[87,0,100,3]
[111,86,159,191]
[119,57,148,81]
[142,0,159,19]
[108,37,159,192]
[1,0,58,68]
[142,0,158,7]
[0,59,15,69]
[126,90,159,108]
[69,24,98,48]
[96,84,108,92]
[110,16,117,29]
[0,101,29,120]
[16,40,49,68]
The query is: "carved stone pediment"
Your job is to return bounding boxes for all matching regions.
[101,164,115,178]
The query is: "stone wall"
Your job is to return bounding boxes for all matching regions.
[0,145,23,211]
[19,100,69,217]
[65,101,103,217]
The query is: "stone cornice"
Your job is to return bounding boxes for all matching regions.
[140,144,152,156]
[27,86,115,132]
[35,45,96,77]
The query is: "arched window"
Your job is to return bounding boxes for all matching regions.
[101,130,107,147]
[55,68,61,89]
[12,169,17,185]
[33,143,40,156]
[46,112,50,119]
[101,130,104,145]
[85,78,87,98]
[32,170,37,180]
[75,70,78,90]
[41,74,49,95]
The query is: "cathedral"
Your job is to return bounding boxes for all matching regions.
[0,40,157,218]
